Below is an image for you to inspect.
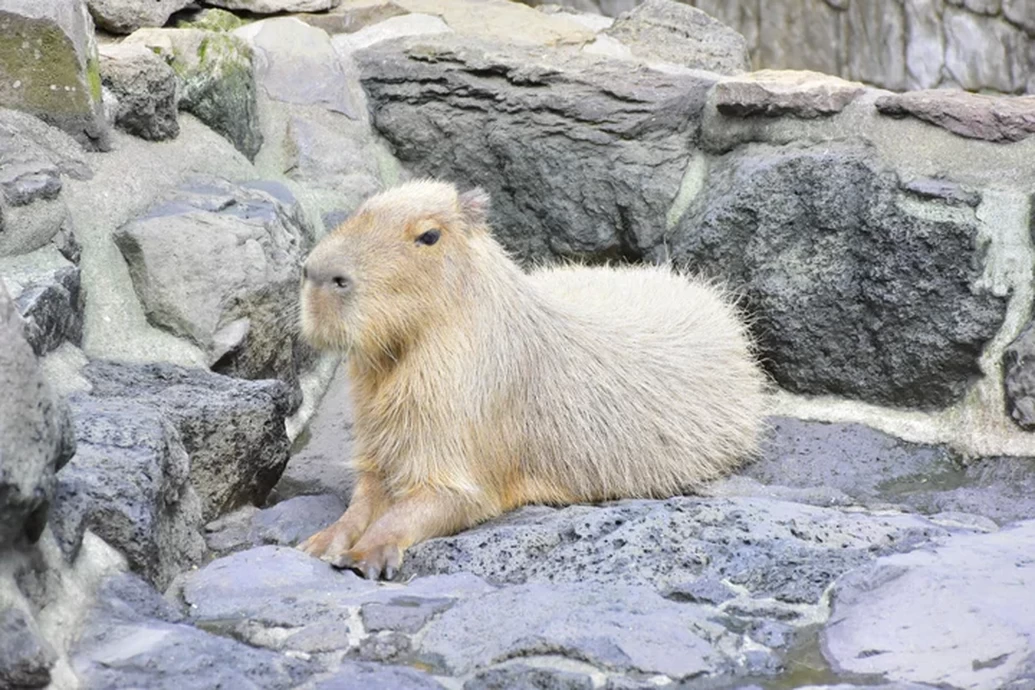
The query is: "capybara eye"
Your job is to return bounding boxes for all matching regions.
[332,276,350,290]
[416,230,441,246]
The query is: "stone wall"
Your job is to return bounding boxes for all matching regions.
[526,0,1035,94]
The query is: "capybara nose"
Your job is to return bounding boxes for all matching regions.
[303,260,352,292]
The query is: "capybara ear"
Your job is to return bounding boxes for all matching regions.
[458,186,491,227]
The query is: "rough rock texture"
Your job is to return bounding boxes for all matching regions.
[463,664,594,690]
[206,0,343,14]
[0,0,111,150]
[0,606,56,689]
[713,69,867,118]
[113,176,314,391]
[1004,321,1035,430]
[876,90,1035,143]
[53,394,206,588]
[77,360,297,522]
[295,2,410,35]
[86,0,191,34]
[204,493,346,554]
[670,143,1007,409]
[0,282,76,548]
[125,26,263,160]
[98,42,179,141]
[602,0,749,74]
[822,520,1035,690]
[357,34,714,262]
[0,245,84,356]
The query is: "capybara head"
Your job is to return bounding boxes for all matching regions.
[300,180,491,357]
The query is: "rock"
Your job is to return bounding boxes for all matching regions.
[663,576,737,605]
[71,571,316,689]
[739,417,1035,525]
[904,0,945,89]
[669,143,1007,409]
[296,2,410,35]
[0,245,84,356]
[0,0,110,150]
[1006,321,1035,430]
[98,42,179,141]
[899,176,981,207]
[313,661,446,689]
[943,6,1029,93]
[843,0,907,91]
[78,360,297,521]
[712,69,866,118]
[875,90,1035,143]
[1005,0,1035,35]
[207,0,342,14]
[360,595,453,634]
[402,496,955,605]
[603,0,750,74]
[86,0,191,34]
[205,494,346,554]
[821,519,1035,690]
[0,108,90,258]
[234,17,357,118]
[112,176,314,391]
[463,664,595,690]
[357,33,714,262]
[124,26,263,160]
[0,281,76,548]
[0,607,56,689]
[335,13,453,52]
[53,394,206,587]
[418,581,735,679]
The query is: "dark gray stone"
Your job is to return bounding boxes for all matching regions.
[663,576,736,604]
[353,632,413,663]
[464,664,594,690]
[402,496,954,604]
[0,282,76,548]
[53,395,205,588]
[900,176,981,207]
[13,261,83,357]
[876,90,1035,143]
[360,595,453,634]
[80,359,297,521]
[99,43,179,141]
[746,416,1035,525]
[357,33,714,264]
[0,607,56,689]
[71,572,315,690]
[670,142,1007,409]
[205,494,346,554]
[312,661,445,690]
[1005,321,1035,430]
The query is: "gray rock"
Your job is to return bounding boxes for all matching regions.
[821,519,1035,690]
[1,245,83,356]
[418,581,733,679]
[0,607,56,689]
[842,0,907,91]
[746,417,1035,525]
[125,26,263,160]
[208,0,342,14]
[0,282,76,548]
[335,13,454,52]
[1005,321,1035,430]
[86,0,191,34]
[944,6,1029,93]
[899,176,981,207]
[604,0,749,74]
[235,17,357,118]
[313,661,445,690]
[71,571,316,690]
[402,496,954,605]
[113,176,314,395]
[79,359,297,521]
[1005,0,1035,34]
[663,576,736,604]
[713,69,866,118]
[463,664,594,690]
[669,142,1007,409]
[296,2,409,36]
[357,34,714,263]
[99,42,179,140]
[53,394,206,588]
[205,494,347,554]
[360,595,454,634]
[876,90,1035,143]
[0,0,111,150]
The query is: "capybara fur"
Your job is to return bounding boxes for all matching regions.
[297,179,768,580]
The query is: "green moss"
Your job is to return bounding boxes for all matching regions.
[177,8,247,32]
[86,54,102,103]
[0,16,93,114]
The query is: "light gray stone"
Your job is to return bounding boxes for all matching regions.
[313,661,445,689]
[944,6,1030,93]
[0,607,56,689]
[712,69,865,118]
[335,13,453,52]
[604,0,749,74]
[205,493,347,553]
[360,595,453,634]
[876,90,1035,142]
[207,0,342,14]
[843,0,907,91]
[822,520,1035,690]
[751,0,841,77]
[86,0,191,34]
[98,42,179,141]
[1005,0,1035,35]
[904,0,945,89]
[0,0,111,150]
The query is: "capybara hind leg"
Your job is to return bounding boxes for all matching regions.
[329,489,477,581]
[298,471,388,561]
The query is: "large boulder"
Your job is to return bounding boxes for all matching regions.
[356,33,715,263]
[124,26,263,160]
[86,0,191,34]
[112,176,315,393]
[98,42,179,141]
[0,0,110,150]
[0,281,76,549]
[669,142,1007,409]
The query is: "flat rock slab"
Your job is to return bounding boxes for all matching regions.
[876,90,1035,143]
[822,519,1035,690]
[86,0,191,34]
[204,493,347,554]
[713,69,867,118]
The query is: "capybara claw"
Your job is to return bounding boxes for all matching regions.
[331,544,402,581]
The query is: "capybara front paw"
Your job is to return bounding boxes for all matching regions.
[297,521,354,561]
[329,543,403,581]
